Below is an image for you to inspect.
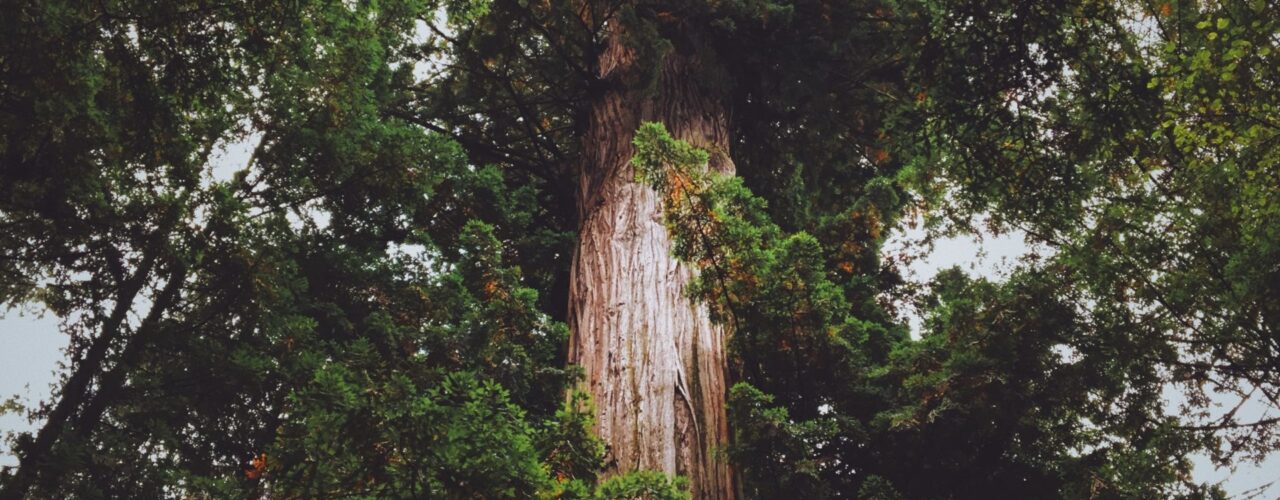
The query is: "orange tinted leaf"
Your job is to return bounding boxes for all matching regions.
[245,453,267,479]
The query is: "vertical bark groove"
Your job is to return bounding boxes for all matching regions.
[568,22,735,499]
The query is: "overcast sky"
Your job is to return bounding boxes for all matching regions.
[2,139,1275,495]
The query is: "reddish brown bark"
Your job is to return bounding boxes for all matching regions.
[567,22,735,500]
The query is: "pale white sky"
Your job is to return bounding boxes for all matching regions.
[0,310,65,469]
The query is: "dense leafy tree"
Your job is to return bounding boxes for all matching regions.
[1,0,1276,498]
[0,1,606,497]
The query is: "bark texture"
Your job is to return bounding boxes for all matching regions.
[567,23,735,500]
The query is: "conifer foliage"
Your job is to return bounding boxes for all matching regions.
[2,0,1277,498]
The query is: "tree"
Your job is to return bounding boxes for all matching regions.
[0,1,610,497]
[2,0,1278,498]
[420,2,927,495]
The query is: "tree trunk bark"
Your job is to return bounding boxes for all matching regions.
[567,23,735,500]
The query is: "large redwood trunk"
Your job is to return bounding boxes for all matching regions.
[566,23,736,500]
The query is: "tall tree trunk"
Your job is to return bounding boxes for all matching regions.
[567,23,735,500]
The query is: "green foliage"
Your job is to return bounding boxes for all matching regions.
[594,471,691,500]
[0,1,598,497]
[636,119,1232,497]
[902,0,1280,468]
[625,0,1279,496]
[3,0,1278,498]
